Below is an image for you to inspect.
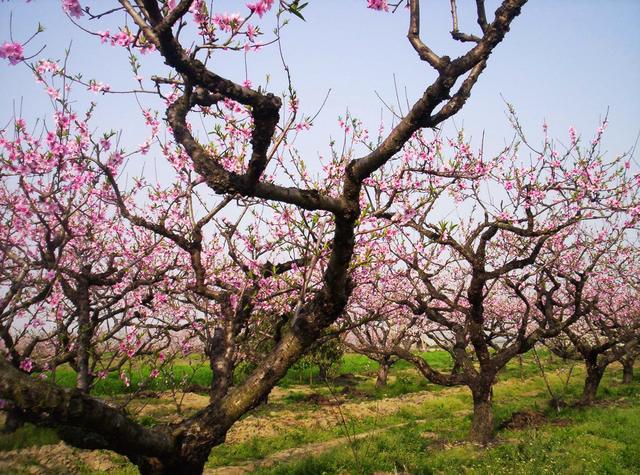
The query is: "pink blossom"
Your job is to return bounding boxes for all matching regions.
[247,0,274,18]
[0,41,24,65]
[88,80,111,93]
[568,126,578,146]
[213,12,243,32]
[139,140,151,155]
[98,30,110,44]
[246,24,258,42]
[19,358,34,373]
[46,87,60,100]
[62,0,84,18]
[496,211,512,222]
[367,0,388,12]
[36,60,59,75]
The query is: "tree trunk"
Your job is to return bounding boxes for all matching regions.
[138,455,208,475]
[622,358,634,384]
[581,362,604,405]
[207,327,234,404]
[2,408,25,433]
[318,365,328,381]
[469,383,494,445]
[518,355,524,380]
[375,360,391,387]
[76,280,92,394]
[452,359,463,375]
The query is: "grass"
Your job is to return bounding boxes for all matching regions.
[1,350,638,475]
[0,424,60,451]
[249,367,640,475]
[45,349,456,397]
[48,360,213,396]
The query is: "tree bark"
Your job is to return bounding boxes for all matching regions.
[2,407,25,434]
[75,279,92,394]
[375,359,391,387]
[452,359,463,375]
[469,382,494,445]
[137,451,212,475]
[581,361,605,405]
[207,326,234,404]
[622,358,634,384]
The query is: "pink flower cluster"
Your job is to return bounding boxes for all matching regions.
[62,0,84,18]
[19,358,34,373]
[98,30,134,48]
[247,0,274,18]
[88,80,111,94]
[367,0,388,11]
[212,12,243,32]
[0,42,24,65]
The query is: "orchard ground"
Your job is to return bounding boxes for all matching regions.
[0,350,638,475]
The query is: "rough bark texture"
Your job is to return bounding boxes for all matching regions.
[75,278,92,394]
[376,360,392,387]
[581,361,605,405]
[1,408,25,434]
[469,383,494,445]
[622,358,634,384]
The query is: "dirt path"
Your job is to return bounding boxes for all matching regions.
[0,442,117,474]
[1,368,569,473]
[225,385,468,444]
[0,381,472,474]
[206,420,423,475]
[126,383,469,445]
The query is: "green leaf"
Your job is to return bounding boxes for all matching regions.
[288,0,308,21]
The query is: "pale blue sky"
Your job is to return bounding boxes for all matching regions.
[1,1,639,169]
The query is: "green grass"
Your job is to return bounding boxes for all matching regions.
[251,373,640,475]
[44,351,457,396]
[48,361,213,396]
[207,409,425,468]
[0,423,60,451]
[1,350,638,475]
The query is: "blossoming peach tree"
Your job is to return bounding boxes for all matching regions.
[1,0,530,473]
[349,120,639,443]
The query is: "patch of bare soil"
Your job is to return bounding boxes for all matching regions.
[206,421,419,475]
[499,409,571,430]
[499,409,549,430]
[129,391,210,423]
[268,385,315,401]
[127,385,319,426]
[225,386,467,444]
[0,442,118,474]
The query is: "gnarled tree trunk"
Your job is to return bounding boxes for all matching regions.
[622,358,634,384]
[581,360,605,405]
[75,279,93,394]
[375,358,392,387]
[450,357,463,375]
[1,407,25,434]
[469,381,494,445]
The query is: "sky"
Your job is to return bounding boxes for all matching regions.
[1,1,639,175]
